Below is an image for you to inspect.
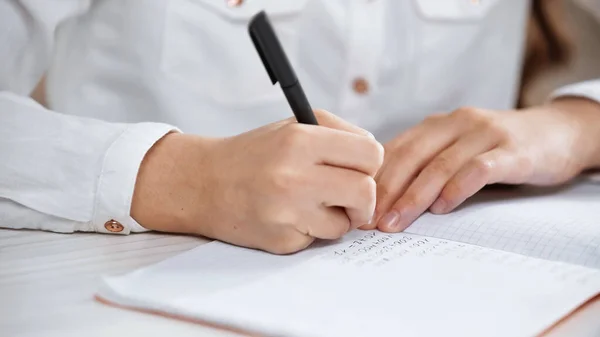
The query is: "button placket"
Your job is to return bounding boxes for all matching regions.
[338,0,385,124]
[352,78,370,95]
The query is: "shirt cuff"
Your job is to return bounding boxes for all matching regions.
[93,122,180,234]
[549,79,600,105]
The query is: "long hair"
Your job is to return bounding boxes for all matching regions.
[518,0,573,107]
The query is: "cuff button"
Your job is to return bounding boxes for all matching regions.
[104,220,124,233]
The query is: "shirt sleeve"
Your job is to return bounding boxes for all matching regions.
[0,92,179,234]
[550,79,600,105]
[0,1,179,234]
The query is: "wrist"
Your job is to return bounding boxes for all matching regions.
[549,97,600,170]
[131,132,219,235]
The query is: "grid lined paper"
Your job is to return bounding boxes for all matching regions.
[406,181,600,269]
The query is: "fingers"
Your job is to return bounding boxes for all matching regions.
[368,120,460,229]
[377,130,498,232]
[260,230,316,255]
[268,164,375,247]
[431,148,522,214]
[315,129,384,177]
[303,206,353,240]
[314,165,377,229]
[280,123,384,177]
[311,109,385,176]
[269,205,350,253]
[313,109,374,138]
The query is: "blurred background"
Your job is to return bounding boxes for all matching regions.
[526,0,600,105]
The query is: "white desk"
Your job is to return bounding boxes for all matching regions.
[2,228,600,337]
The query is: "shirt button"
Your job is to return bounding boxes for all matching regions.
[104,219,124,233]
[352,78,370,95]
[226,0,243,7]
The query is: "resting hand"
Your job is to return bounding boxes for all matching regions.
[363,98,600,233]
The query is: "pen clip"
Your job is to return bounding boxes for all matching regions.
[249,11,278,85]
[250,34,277,85]
[248,10,316,125]
[249,10,299,88]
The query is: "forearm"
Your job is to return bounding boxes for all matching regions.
[0,91,177,234]
[550,80,600,170]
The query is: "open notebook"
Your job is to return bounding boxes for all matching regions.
[97,180,600,337]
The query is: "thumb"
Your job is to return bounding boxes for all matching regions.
[313,109,375,139]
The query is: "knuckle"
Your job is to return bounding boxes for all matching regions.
[423,112,446,124]
[401,193,420,210]
[428,156,455,177]
[266,204,300,227]
[329,220,351,239]
[268,233,312,255]
[312,108,328,119]
[515,153,534,178]
[441,179,461,199]
[482,120,512,142]
[269,166,301,194]
[398,142,419,159]
[280,124,311,150]
[471,156,495,177]
[453,107,512,143]
[452,106,485,121]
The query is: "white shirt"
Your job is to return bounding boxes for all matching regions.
[1,0,599,235]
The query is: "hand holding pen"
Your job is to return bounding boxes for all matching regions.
[131,11,383,255]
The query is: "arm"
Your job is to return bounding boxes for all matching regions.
[369,79,600,232]
[0,91,384,255]
[0,0,384,255]
[550,79,600,170]
[0,0,176,234]
[0,91,177,234]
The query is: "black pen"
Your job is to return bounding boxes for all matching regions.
[248,11,318,125]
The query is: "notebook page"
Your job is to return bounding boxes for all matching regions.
[406,181,600,268]
[98,231,600,337]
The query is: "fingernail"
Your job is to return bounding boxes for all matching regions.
[430,198,446,214]
[379,211,400,231]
